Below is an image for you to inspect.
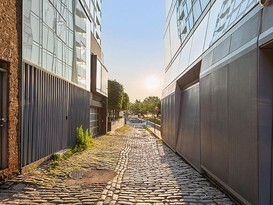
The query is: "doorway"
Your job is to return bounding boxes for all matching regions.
[0,68,8,169]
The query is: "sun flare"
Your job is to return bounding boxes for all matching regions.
[146,76,159,89]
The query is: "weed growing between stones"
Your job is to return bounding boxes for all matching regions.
[115,125,132,134]
[50,150,74,168]
[73,125,93,152]
[142,125,156,137]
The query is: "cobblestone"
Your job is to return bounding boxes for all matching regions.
[0,126,234,204]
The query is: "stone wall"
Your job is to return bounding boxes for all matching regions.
[0,0,22,181]
[111,118,125,131]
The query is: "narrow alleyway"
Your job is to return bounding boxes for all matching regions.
[0,126,234,205]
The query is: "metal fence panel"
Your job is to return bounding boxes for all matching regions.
[21,63,90,167]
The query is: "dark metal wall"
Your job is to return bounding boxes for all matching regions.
[161,93,176,149]
[176,84,200,171]
[201,50,258,205]
[258,48,273,205]
[162,3,273,205]
[21,63,89,167]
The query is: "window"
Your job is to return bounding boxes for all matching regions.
[176,0,210,43]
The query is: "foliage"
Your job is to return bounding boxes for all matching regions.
[142,96,161,115]
[122,92,130,111]
[147,117,161,125]
[116,125,132,134]
[108,80,130,118]
[108,80,124,111]
[142,125,156,137]
[129,100,142,115]
[130,96,161,116]
[50,149,73,168]
[73,126,93,152]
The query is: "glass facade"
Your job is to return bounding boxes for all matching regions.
[176,0,210,43]
[23,0,91,90]
[163,0,258,97]
[96,58,108,96]
[210,0,257,44]
[82,0,102,44]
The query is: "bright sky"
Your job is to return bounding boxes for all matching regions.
[102,0,165,102]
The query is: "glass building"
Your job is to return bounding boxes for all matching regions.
[162,0,273,204]
[20,0,108,167]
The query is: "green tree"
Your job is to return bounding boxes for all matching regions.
[130,100,142,115]
[108,80,124,118]
[122,92,130,111]
[129,96,161,117]
[142,96,161,115]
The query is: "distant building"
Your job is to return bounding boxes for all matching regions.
[162,0,273,204]
[0,0,108,181]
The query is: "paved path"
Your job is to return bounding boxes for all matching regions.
[0,127,234,205]
[98,128,233,205]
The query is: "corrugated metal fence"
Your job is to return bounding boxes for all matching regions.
[21,63,89,167]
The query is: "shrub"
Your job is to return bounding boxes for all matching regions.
[73,125,93,152]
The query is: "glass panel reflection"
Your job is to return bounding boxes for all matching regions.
[176,0,210,44]
[23,0,89,89]
[210,0,257,44]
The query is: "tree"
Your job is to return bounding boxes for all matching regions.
[108,80,124,118]
[129,96,161,117]
[142,96,161,115]
[130,100,142,115]
[122,92,130,111]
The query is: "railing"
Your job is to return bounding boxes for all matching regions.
[146,120,161,138]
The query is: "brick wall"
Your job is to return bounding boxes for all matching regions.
[0,0,22,181]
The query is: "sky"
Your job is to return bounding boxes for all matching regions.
[102,0,166,102]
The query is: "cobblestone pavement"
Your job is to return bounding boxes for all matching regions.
[0,126,234,205]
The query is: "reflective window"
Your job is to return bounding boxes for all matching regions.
[96,58,108,96]
[176,0,210,43]
[210,0,257,44]
[23,0,90,90]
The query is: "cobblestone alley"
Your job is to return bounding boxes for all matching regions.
[0,126,234,205]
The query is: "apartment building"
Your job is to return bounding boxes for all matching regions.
[0,0,108,181]
[162,0,273,204]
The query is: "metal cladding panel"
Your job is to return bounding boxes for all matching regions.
[176,84,200,171]
[200,75,212,170]
[230,12,260,53]
[170,94,176,148]
[161,97,168,144]
[161,94,176,150]
[210,66,229,183]
[261,5,273,33]
[200,50,258,204]
[258,48,273,205]
[228,50,258,205]
[21,64,90,167]
[212,37,231,65]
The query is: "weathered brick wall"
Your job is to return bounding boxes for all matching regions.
[0,0,22,181]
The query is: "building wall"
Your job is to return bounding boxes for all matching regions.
[162,1,273,204]
[91,33,102,59]
[0,0,22,179]
[20,0,94,167]
[21,63,90,167]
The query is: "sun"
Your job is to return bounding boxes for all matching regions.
[146,76,159,89]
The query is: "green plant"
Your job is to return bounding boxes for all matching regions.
[51,153,62,161]
[142,125,156,137]
[73,126,93,152]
